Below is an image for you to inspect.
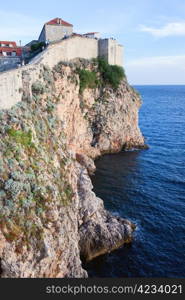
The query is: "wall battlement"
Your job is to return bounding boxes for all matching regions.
[0,36,123,110]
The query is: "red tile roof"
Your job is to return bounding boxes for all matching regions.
[0,41,22,56]
[46,18,73,27]
[0,41,17,47]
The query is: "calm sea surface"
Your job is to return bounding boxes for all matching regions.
[85,85,185,277]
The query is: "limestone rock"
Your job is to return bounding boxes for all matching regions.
[0,59,146,278]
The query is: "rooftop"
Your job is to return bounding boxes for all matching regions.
[0,41,17,47]
[83,32,99,35]
[46,18,73,27]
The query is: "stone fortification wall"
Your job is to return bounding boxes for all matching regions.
[40,36,98,68]
[0,61,42,110]
[99,39,123,66]
[0,36,124,110]
[0,36,98,110]
[108,39,123,66]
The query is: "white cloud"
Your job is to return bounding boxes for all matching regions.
[125,55,185,84]
[140,22,185,37]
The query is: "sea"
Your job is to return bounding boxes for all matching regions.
[85,85,185,278]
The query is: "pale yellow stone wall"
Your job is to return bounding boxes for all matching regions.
[41,36,98,68]
[107,39,123,66]
[0,63,43,109]
[0,68,23,109]
[98,39,123,66]
[0,36,98,109]
[0,36,123,110]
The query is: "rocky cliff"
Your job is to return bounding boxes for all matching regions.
[0,59,146,277]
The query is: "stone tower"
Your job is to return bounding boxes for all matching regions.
[38,18,73,43]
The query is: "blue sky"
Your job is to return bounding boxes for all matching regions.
[0,0,185,84]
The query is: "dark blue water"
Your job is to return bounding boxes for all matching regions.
[86,85,185,278]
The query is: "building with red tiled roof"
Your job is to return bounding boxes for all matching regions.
[0,41,22,57]
[0,41,23,72]
[38,17,73,43]
[46,18,73,27]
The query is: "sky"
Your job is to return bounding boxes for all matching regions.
[0,0,185,84]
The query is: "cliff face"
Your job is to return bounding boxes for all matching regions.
[0,59,145,277]
[55,60,144,157]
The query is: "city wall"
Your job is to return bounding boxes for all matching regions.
[0,36,123,110]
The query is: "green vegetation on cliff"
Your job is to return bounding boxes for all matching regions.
[0,65,73,246]
[78,57,125,94]
[7,128,34,148]
[0,59,133,252]
[78,69,99,94]
[97,57,125,89]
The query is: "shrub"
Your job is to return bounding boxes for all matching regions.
[31,42,46,53]
[42,66,54,86]
[97,57,125,89]
[7,128,34,147]
[31,81,45,95]
[78,69,99,94]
